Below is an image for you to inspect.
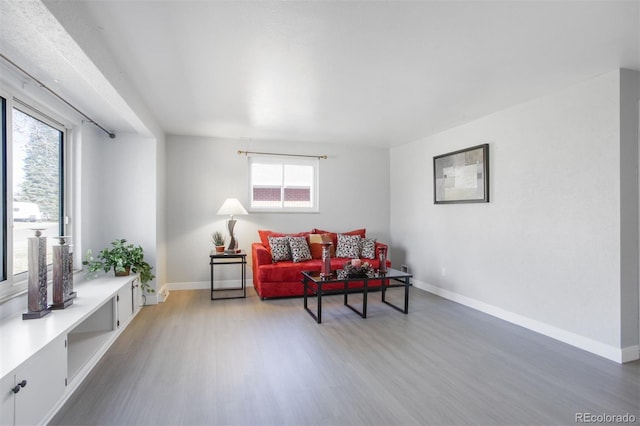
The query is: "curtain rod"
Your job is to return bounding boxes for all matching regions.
[238,150,327,160]
[0,53,116,139]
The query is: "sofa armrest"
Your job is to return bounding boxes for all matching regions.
[252,242,272,267]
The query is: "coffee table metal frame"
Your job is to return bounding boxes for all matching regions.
[301,268,412,323]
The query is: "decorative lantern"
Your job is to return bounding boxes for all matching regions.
[23,228,51,320]
[377,245,388,275]
[320,242,332,278]
[52,236,76,309]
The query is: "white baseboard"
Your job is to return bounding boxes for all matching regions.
[167,280,253,291]
[621,345,640,363]
[156,284,170,303]
[412,279,638,364]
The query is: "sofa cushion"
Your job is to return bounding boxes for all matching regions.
[288,236,312,263]
[313,227,366,237]
[259,259,323,283]
[336,234,361,258]
[268,236,291,262]
[308,233,335,259]
[259,230,284,248]
[360,238,376,259]
[311,229,337,248]
[312,228,366,248]
[259,230,308,250]
[344,228,367,238]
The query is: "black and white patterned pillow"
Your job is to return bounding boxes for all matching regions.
[268,236,291,262]
[360,238,376,259]
[288,236,312,263]
[336,234,361,258]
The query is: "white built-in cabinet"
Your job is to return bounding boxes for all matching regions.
[0,275,141,425]
[0,335,66,426]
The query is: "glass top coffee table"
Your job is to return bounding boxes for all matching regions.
[301,268,412,323]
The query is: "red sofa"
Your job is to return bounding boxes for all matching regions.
[251,228,391,299]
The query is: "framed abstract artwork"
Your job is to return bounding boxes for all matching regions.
[433,144,489,204]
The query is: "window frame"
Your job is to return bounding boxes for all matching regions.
[0,96,6,283]
[248,155,320,213]
[0,88,72,302]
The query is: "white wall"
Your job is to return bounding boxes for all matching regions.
[78,124,105,258]
[165,136,390,287]
[43,0,168,302]
[155,132,168,300]
[80,130,160,296]
[619,69,640,349]
[390,70,639,363]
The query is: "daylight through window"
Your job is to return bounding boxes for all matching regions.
[249,156,319,212]
[11,107,64,276]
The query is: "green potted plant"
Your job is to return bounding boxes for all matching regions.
[83,238,155,293]
[211,231,225,253]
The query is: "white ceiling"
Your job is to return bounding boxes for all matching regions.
[1,1,639,146]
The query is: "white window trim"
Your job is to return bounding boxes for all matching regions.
[248,155,320,213]
[0,86,73,303]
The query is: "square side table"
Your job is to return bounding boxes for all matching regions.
[209,251,247,300]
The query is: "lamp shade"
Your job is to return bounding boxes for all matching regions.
[217,198,248,218]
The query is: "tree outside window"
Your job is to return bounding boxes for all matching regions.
[12,108,63,274]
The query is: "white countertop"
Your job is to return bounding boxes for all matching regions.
[0,275,134,378]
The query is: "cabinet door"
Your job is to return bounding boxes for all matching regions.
[13,335,67,425]
[132,277,142,311]
[0,371,16,425]
[117,280,134,328]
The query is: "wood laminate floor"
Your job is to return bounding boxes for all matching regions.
[50,288,639,426]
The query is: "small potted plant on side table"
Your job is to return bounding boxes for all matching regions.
[211,231,225,253]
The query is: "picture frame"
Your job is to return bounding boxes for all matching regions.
[433,143,489,204]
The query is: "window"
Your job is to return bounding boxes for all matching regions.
[1,97,6,282]
[249,156,319,212]
[12,107,64,275]
[0,92,68,298]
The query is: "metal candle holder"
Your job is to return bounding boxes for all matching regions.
[377,246,388,275]
[320,242,332,278]
[23,228,51,320]
[51,236,76,309]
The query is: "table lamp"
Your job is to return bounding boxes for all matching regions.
[217,198,248,253]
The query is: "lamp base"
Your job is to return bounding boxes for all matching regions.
[226,219,238,251]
